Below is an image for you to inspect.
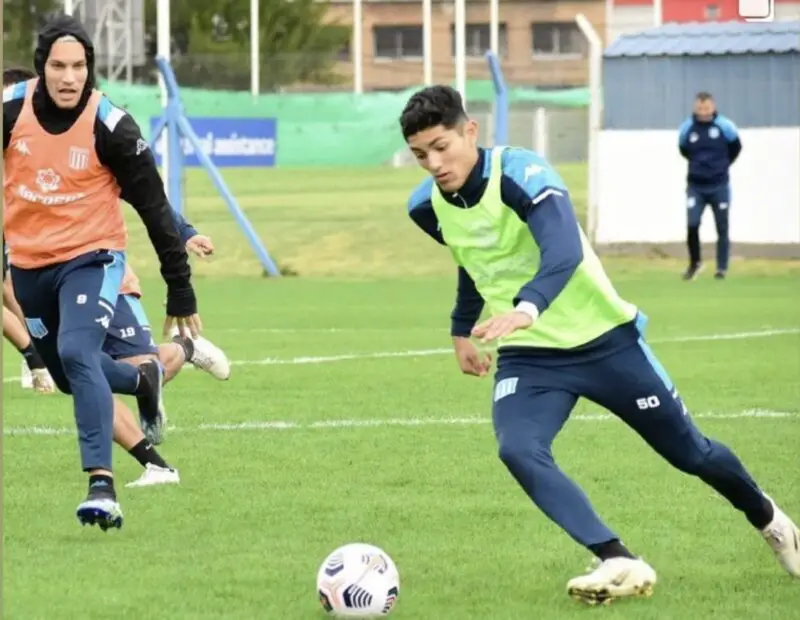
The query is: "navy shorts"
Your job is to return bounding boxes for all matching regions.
[103,294,159,359]
[10,249,127,393]
[492,313,699,469]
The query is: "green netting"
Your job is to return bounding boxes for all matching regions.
[464,80,591,109]
[97,78,589,167]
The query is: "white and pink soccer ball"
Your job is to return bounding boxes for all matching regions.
[317,543,400,617]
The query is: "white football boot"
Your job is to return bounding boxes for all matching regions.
[761,496,800,578]
[567,556,657,605]
[170,327,231,380]
[125,463,181,488]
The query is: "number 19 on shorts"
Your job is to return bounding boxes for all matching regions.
[738,0,774,21]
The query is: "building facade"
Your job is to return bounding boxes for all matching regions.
[325,0,606,91]
[608,0,800,42]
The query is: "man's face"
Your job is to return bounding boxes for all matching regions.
[44,37,88,109]
[406,120,479,193]
[693,98,716,122]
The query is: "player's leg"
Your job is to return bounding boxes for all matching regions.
[115,293,192,383]
[3,306,55,393]
[116,294,230,383]
[104,293,168,444]
[166,325,231,381]
[492,365,657,604]
[683,186,706,280]
[585,315,799,578]
[492,366,631,552]
[710,184,731,278]
[9,259,124,528]
[158,341,189,382]
[111,396,180,488]
[54,250,135,529]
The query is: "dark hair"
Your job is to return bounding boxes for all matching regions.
[399,85,468,140]
[3,66,36,86]
[695,91,714,101]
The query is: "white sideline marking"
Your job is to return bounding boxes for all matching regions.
[655,328,800,343]
[218,327,446,334]
[3,409,797,438]
[231,347,451,366]
[232,326,800,366]
[2,327,799,382]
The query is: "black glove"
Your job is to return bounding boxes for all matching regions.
[166,285,197,317]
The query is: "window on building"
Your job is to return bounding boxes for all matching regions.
[531,22,585,56]
[705,4,720,19]
[373,26,423,59]
[338,40,350,61]
[450,23,508,57]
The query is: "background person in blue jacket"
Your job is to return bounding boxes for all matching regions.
[678,92,742,281]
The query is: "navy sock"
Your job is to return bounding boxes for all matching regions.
[588,539,636,561]
[88,474,115,495]
[745,493,774,530]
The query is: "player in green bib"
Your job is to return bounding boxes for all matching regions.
[401,86,800,604]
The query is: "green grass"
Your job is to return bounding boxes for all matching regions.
[121,164,799,279]
[3,166,800,619]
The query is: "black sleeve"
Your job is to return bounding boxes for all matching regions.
[94,113,193,295]
[408,201,446,245]
[451,267,484,337]
[3,99,24,151]
[728,138,742,164]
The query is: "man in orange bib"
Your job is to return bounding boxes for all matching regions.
[3,15,201,531]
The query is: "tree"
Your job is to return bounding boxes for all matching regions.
[3,0,60,68]
[144,0,349,91]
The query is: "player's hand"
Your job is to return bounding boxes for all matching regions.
[471,311,533,343]
[164,285,201,338]
[163,313,203,339]
[453,336,493,377]
[186,234,215,258]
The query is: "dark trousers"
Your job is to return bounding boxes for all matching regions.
[11,250,140,472]
[491,314,767,548]
[686,184,731,271]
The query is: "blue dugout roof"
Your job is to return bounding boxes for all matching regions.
[604,20,800,57]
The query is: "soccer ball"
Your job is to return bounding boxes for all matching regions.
[317,543,400,617]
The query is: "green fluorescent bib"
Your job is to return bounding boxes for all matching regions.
[431,146,637,350]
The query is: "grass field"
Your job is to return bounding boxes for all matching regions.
[3,166,800,619]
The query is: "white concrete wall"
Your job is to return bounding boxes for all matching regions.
[596,128,800,245]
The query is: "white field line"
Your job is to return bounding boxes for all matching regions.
[3,327,799,383]
[2,409,797,438]
[227,327,800,367]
